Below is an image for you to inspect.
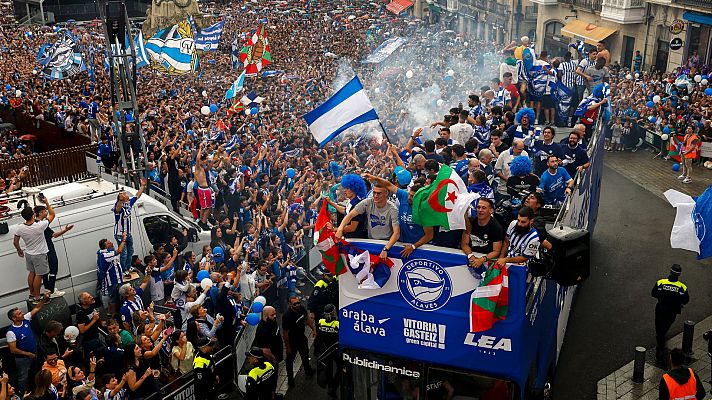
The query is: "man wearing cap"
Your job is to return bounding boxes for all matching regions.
[245,347,277,400]
[652,264,689,363]
[316,304,340,399]
[193,337,216,399]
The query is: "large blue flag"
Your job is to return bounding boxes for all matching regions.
[37,31,86,80]
[145,20,199,75]
[195,21,224,52]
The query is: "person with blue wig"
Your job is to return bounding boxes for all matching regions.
[324,174,368,239]
[505,155,540,198]
[505,107,536,150]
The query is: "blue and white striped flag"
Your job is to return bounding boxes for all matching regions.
[195,21,224,52]
[131,33,150,69]
[225,70,245,99]
[145,20,199,75]
[303,76,379,146]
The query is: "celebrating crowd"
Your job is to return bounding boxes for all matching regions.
[2,0,712,397]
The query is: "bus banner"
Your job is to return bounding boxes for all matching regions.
[339,241,536,382]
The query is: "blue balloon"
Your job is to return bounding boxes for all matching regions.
[209,104,218,113]
[672,163,680,172]
[4,84,10,90]
[702,75,709,80]
[196,270,210,282]
[250,107,259,114]
[705,88,712,96]
[443,75,453,82]
[646,101,654,108]
[246,313,260,326]
[251,302,264,313]
[286,168,296,179]
[663,126,671,134]
[648,116,657,123]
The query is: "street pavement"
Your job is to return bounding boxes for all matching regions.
[283,149,712,400]
[552,155,712,399]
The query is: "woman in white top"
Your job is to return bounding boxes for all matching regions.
[170,331,194,375]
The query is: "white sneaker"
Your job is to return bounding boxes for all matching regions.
[682,178,692,184]
[677,174,686,180]
[49,290,65,298]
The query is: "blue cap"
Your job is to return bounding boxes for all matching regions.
[212,246,224,263]
[394,166,412,187]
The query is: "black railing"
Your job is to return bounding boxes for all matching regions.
[673,0,712,9]
[559,0,602,11]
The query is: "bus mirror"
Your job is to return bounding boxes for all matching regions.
[188,227,198,242]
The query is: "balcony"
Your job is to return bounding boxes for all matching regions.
[559,0,602,12]
[600,0,645,23]
[529,0,557,6]
[524,5,538,20]
[673,0,712,9]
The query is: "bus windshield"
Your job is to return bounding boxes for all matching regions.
[342,349,517,400]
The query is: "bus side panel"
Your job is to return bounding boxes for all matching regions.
[530,279,563,391]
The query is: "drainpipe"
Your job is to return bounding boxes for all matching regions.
[642,2,651,72]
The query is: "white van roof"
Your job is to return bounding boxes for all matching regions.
[1,179,139,222]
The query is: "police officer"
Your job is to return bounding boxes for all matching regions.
[245,347,277,400]
[652,264,690,363]
[316,304,340,399]
[193,337,216,400]
[308,271,335,322]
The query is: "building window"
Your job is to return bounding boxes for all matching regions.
[545,21,564,36]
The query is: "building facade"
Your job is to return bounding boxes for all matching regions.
[530,0,712,71]
[420,0,712,72]
[414,0,539,46]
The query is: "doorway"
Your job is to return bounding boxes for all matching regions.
[655,39,669,73]
[622,36,635,69]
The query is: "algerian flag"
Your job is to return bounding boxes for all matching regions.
[412,164,477,230]
[470,262,509,332]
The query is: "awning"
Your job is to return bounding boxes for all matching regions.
[386,0,413,15]
[561,20,617,46]
[683,11,712,26]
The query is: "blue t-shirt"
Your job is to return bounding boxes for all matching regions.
[561,144,590,178]
[452,159,469,181]
[533,140,564,175]
[539,167,571,205]
[396,188,424,244]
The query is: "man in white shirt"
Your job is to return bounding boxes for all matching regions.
[450,110,474,145]
[494,139,529,196]
[13,196,55,302]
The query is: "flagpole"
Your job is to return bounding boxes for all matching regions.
[378,119,396,145]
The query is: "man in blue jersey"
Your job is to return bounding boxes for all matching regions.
[538,155,573,205]
[496,206,540,266]
[118,269,151,333]
[6,292,49,395]
[113,178,148,272]
[98,231,128,316]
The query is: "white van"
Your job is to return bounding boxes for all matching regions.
[0,178,211,327]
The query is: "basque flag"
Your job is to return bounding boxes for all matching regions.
[302,75,379,146]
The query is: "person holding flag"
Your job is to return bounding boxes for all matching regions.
[335,183,399,262]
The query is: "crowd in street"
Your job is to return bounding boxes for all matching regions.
[2,0,712,398]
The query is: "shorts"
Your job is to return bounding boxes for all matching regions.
[611,136,621,144]
[107,284,120,305]
[25,253,49,275]
[197,186,213,209]
[542,95,554,109]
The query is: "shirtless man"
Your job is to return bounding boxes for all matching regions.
[194,142,213,229]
